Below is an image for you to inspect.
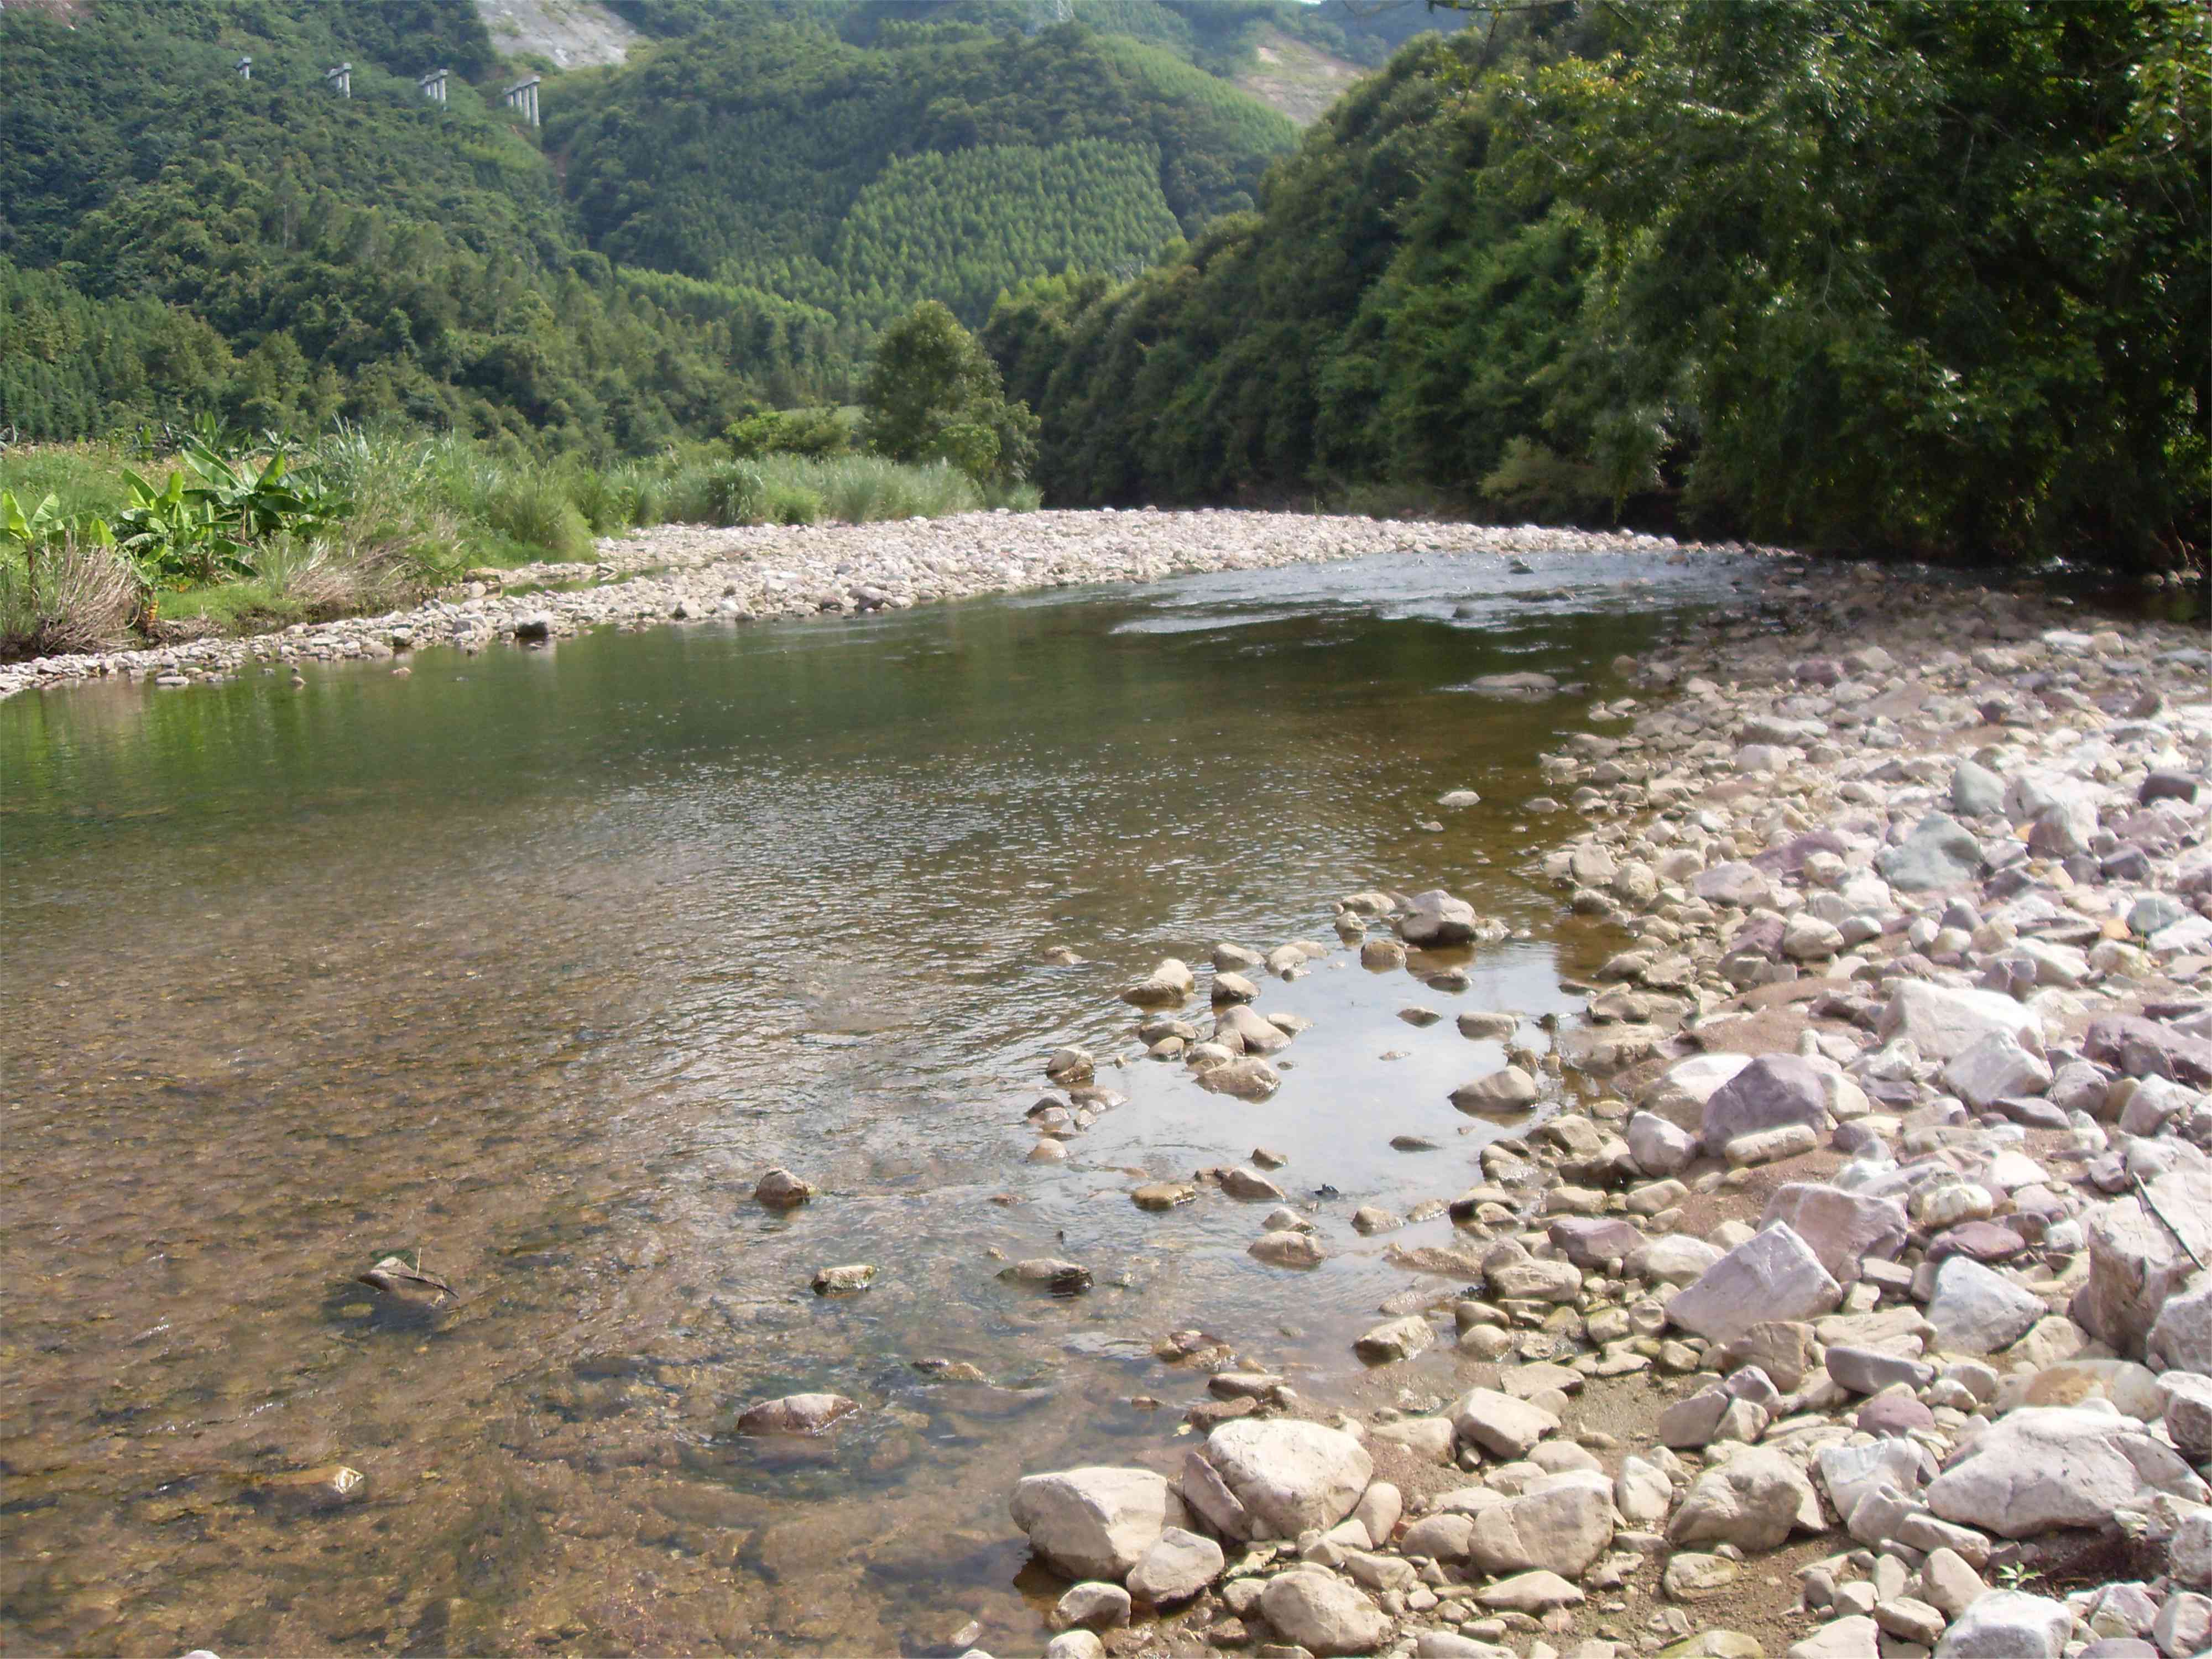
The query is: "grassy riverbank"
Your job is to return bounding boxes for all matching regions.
[0,427,1039,656]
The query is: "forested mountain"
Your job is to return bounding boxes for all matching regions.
[0,0,842,450]
[598,0,1460,77]
[988,1,2209,569]
[0,0,1354,450]
[545,18,1300,328]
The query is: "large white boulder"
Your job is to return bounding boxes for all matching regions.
[1925,1406,2208,1537]
[1930,1589,2072,1658]
[1464,1471,1615,1577]
[1011,1467,1187,1580]
[1183,1419,1371,1541]
[1258,1569,1392,1656]
[1667,1448,1821,1553]
[1666,1223,1841,1346]
[1878,981,2042,1063]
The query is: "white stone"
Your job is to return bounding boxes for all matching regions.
[1011,1467,1186,1581]
[1352,1480,1401,1546]
[1925,1406,2208,1537]
[1787,1616,1880,1659]
[1125,1527,1223,1603]
[1354,1316,1435,1364]
[1667,1448,1820,1554]
[1941,1031,2053,1108]
[1616,1455,1673,1527]
[1258,1569,1393,1656]
[1924,1256,2047,1355]
[1627,1110,1697,1175]
[1464,1471,1615,1577]
[1632,1233,1726,1287]
[1929,1589,2071,1658]
[1190,1419,1373,1540]
[1450,1387,1558,1459]
[1666,1223,1841,1346]
[1051,1582,1131,1631]
[1878,981,2043,1063]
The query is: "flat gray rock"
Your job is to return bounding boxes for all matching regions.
[1761,1182,1908,1284]
[1699,1053,1834,1154]
[1930,1589,2072,1658]
[1951,759,2007,817]
[1666,1223,1841,1345]
[1926,1406,2208,1537]
[1925,1256,2046,1354]
[1879,980,2043,1063]
[1451,1387,1558,1459]
[1877,812,1987,890]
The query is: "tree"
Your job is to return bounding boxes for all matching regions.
[1524,0,2210,566]
[862,300,1039,485]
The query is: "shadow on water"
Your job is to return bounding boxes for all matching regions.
[0,546,1750,1654]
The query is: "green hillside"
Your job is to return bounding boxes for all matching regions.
[0,0,1324,447]
[987,2,2209,569]
[825,139,1184,330]
[545,18,1298,324]
[599,0,1463,78]
[0,0,845,449]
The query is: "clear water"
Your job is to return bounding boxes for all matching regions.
[0,546,1747,1656]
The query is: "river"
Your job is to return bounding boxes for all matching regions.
[0,543,1748,1656]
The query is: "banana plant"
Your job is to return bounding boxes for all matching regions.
[0,488,113,551]
[0,488,64,550]
[180,437,347,543]
[115,467,251,586]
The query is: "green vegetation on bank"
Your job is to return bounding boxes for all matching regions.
[989,1,2209,570]
[0,416,1034,658]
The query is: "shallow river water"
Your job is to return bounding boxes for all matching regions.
[0,545,1750,1656]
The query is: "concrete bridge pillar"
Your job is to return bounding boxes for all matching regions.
[324,62,351,97]
[502,75,541,127]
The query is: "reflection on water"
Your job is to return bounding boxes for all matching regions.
[0,548,1745,1655]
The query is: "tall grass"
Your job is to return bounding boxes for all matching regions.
[0,425,1035,653]
[779,454,984,523]
[0,446,134,521]
[0,533,142,654]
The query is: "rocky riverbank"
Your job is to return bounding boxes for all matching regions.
[0,510,1739,701]
[988,558,2212,1659]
